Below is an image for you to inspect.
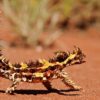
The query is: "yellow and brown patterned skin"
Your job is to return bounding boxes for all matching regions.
[0,47,85,94]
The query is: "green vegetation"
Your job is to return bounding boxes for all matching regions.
[1,0,100,47]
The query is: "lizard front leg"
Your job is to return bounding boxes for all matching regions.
[5,78,21,94]
[57,71,82,90]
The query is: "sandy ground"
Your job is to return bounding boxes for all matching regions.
[0,13,100,100]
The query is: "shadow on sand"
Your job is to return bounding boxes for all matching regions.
[0,89,80,96]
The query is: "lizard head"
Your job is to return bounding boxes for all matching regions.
[55,47,85,64]
[68,46,86,65]
[49,47,85,70]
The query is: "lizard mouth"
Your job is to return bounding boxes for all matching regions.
[71,47,86,64]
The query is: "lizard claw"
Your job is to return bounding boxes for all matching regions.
[72,86,83,91]
[5,88,14,94]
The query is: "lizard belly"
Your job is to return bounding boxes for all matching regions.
[21,70,56,83]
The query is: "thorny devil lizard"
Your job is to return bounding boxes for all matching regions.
[0,47,85,94]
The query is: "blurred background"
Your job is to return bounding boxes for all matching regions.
[0,0,100,50]
[0,1,100,99]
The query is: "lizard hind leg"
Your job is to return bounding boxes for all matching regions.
[5,78,21,94]
[42,81,54,91]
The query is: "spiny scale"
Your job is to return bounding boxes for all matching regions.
[0,47,85,94]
